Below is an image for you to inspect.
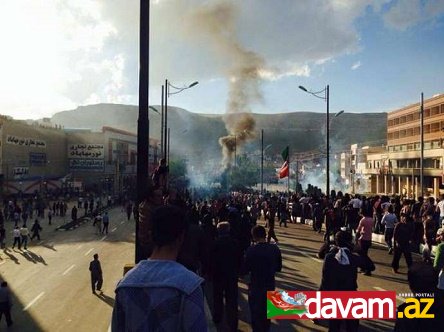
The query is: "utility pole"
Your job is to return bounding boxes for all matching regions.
[261,129,264,194]
[420,92,424,197]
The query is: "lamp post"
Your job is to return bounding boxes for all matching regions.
[164,80,199,160]
[136,0,150,264]
[261,129,264,194]
[299,84,330,196]
[420,92,424,197]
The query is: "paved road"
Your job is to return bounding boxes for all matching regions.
[0,206,134,332]
[227,218,418,332]
[1,209,417,332]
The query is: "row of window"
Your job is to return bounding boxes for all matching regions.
[388,103,444,127]
[387,140,442,152]
[387,121,444,139]
[368,158,442,170]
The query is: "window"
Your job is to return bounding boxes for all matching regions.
[424,125,431,134]
[424,108,430,117]
[413,112,420,120]
[431,106,440,116]
[431,122,440,132]
[388,132,393,140]
[400,130,406,138]
[400,116,406,124]
[431,140,441,149]
[441,104,444,114]
[394,131,399,139]
[413,126,420,135]
[407,144,414,150]
[394,118,400,125]
[406,128,413,136]
[406,114,413,122]
[388,119,394,127]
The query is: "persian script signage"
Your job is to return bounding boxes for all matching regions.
[69,159,104,172]
[29,152,47,166]
[68,144,104,159]
[6,135,46,148]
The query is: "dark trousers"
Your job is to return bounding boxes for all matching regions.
[249,288,270,332]
[267,226,278,243]
[102,223,109,234]
[0,302,13,326]
[91,274,103,292]
[12,237,21,249]
[21,235,28,249]
[384,228,394,249]
[328,319,359,332]
[212,277,238,331]
[391,244,412,271]
[31,232,40,240]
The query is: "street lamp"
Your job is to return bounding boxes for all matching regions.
[163,80,199,160]
[299,84,331,197]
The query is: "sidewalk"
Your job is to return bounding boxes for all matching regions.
[294,217,437,257]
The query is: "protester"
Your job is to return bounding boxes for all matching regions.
[392,212,413,273]
[356,208,374,276]
[210,222,242,330]
[381,205,398,254]
[0,281,13,327]
[89,253,103,294]
[102,212,109,235]
[20,224,29,250]
[30,219,42,241]
[12,226,21,250]
[245,225,282,332]
[319,230,365,332]
[112,205,207,331]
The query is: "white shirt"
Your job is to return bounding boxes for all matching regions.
[349,198,362,209]
[13,229,20,237]
[437,200,444,217]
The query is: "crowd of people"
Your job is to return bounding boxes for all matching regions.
[111,187,444,331]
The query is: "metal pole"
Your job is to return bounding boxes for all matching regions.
[326,84,330,197]
[420,92,424,197]
[167,128,170,165]
[261,129,264,194]
[161,85,164,157]
[136,0,150,263]
[234,135,237,167]
[287,146,290,194]
[295,158,299,193]
[164,79,168,161]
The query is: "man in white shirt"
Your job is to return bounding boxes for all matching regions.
[436,194,444,228]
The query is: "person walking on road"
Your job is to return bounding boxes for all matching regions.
[0,281,13,327]
[102,212,109,235]
[12,226,21,250]
[392,212,413,273]
[30,219,42,241]
[245,225,282,332]
[89,253,103,294]
[71,205,78,222]
[19,224,29,250]
[381,205,398,254]
[356,208,374,276]
[93,213,102,235]
[48,209,53,225]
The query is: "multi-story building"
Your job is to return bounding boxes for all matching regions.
[0,116,159,196]
[367,93,444,198]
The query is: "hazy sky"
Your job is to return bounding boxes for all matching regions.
[0,0,443,119]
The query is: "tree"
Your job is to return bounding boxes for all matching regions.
[168,159,189,189]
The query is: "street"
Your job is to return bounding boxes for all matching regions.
[0,206,134,332]
[0,209,417,332]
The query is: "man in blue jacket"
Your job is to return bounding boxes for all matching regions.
[112,204,207,332]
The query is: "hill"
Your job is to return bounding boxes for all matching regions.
[50,104,387,159]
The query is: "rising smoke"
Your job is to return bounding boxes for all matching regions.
[186,1,265,168]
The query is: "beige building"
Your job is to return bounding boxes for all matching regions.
[367,93,444,198]
[0,116,159,196]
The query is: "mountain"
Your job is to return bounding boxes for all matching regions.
[50,103,387,159]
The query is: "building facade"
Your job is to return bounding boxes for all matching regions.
[0,116,159,197]
[368,93,444,198]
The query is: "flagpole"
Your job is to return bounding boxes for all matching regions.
[287,146,290,194]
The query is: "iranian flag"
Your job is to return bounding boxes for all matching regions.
[279,146,289,179]
[279,160,289,178]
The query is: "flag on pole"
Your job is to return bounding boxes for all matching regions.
[279,146,289,178]
[281,146,289,162]
[279,160,289,178]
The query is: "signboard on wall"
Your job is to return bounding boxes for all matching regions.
[13,167,29,176]
[6,135,46,148]
[69,159,104,172]
[68,144,104,159]
[29,152,47,166]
